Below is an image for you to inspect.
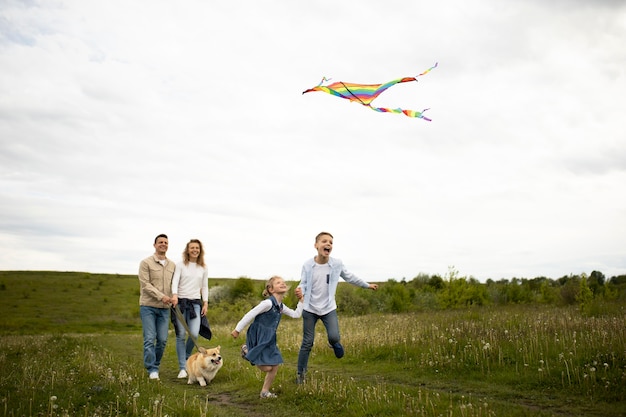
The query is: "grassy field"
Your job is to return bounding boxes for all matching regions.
[1,271,625,416]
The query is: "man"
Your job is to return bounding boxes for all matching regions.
[138,233,176,380]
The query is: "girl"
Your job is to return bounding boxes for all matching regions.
[231,276,303,399]
[171,239,209,379]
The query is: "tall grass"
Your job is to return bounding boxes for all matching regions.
[1,272,624,416]
[2,305,624,416]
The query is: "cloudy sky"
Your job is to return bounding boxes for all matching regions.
[1,0,625,283]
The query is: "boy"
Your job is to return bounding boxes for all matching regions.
[295,232,378,384]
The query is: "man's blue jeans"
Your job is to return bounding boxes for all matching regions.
[297,309,340,375]
[140,306,170,374]
[173,303,201,370]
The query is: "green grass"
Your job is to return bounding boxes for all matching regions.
[1,271,625,416]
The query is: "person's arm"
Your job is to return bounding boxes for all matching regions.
[282,301,304,319]
[339,263,371,289]
[231,299,272,337]
[139,259,169,303]
[295,262,309,300]
[171,264,182,307]
[201,267,209,316]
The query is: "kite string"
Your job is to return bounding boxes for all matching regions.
[339,81,367,106]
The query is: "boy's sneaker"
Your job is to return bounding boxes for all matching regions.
[149,371,159,380]
[240,344,248,358]
[177,369,188,379]
[295,373,305,385]
[330,342,344,358]
[260,391,277,399]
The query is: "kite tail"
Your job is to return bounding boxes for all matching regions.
[416,62,438,78]
[317,76,331,86]
[369,106,432,121]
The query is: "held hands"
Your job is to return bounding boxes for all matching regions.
[295,287,303,300]
[170,294,178,307]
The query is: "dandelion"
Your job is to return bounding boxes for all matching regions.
[483,343,490,350]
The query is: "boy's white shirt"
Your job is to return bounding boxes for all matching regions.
[308,262,336,315]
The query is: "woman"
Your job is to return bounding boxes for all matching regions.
[171,239,209,379]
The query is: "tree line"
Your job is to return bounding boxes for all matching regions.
[205,269,626,323]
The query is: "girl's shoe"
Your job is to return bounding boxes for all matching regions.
[260,391,277,399]
[240,344,248,358]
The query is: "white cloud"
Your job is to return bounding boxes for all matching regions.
[1,0,625,282]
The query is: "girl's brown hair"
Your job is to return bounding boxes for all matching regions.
[183,239,206,267]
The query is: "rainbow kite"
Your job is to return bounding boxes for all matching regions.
[303,63,438,121]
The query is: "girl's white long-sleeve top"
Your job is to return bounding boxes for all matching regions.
[234,299,303,333]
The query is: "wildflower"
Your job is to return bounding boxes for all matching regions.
[50,396,57,401]
[604,363,609,369]
[483,343,490,350]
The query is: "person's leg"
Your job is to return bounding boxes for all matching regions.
[154,308,170,369]
[173,312,188,371]
[297,310,318,378]
[140,306,158,374]
[260,365,279,396]
[321,309,343,358]
[185,304,201,359]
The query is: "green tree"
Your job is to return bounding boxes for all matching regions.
[229,276,256,302]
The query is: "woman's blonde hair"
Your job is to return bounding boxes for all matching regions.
[263,275,286,297]
[183,239,206,267]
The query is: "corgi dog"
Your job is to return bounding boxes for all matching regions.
[186,345,223,386]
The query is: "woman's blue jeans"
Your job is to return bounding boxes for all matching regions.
[297,309,340,375]
[173,303,201,370]
[140,306,170,374]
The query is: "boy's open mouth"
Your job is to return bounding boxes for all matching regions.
[323,247,331,254]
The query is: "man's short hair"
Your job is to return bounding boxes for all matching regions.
[154,233,168,244]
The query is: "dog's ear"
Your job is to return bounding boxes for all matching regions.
[198,347,207,354]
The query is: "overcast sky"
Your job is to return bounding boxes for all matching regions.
[1,0,625,283]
